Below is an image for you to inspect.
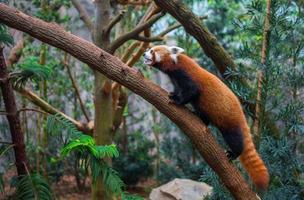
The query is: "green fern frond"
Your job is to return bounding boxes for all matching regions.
[61,135,119,160]
[0,144,14,158]
[121,193,144,200]
[46,114,82,137]
[11,56,51,88]
[0,24,13,46]
[95,144,119,158]
[61,134,95,157]
[14,174,52,200]
[46,114,124,195]
[101,162,125,195]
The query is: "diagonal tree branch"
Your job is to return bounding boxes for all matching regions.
[71,0,93,31]
[15,87,92,134]
[120,41,141,62]
[133,35,163,42]
[0,4,259,199]
[104,10,126,37]
[110,11,165,52]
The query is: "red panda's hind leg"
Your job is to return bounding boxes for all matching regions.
[221,126,244,161]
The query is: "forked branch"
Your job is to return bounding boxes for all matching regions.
[110,11,165,52]
[104,10,126,37]
[71,0,93,31]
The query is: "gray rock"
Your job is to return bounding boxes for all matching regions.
[149,178,212,200]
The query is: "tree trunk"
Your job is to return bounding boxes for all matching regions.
[92,0,114,199]
[0,46,28,175]
[0,5,260,199]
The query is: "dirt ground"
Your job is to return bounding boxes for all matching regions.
[0,168,155,200]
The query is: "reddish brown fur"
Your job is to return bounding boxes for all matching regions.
[151,48,269,189]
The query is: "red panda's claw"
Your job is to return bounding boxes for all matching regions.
[168,92,179,104]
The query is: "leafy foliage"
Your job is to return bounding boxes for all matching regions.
[46,114,124,195]
[0,24,13,46]
[121,192,144,200]
[11,56,51,88]
[12,174,52,200]
[158,132,207,184]
[113,131,154,185]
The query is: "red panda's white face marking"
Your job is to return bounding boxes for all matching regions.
[143,45,185,66]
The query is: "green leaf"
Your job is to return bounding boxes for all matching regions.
[11,56,51,88]
[14,174,52,200]
[0,24,13,46]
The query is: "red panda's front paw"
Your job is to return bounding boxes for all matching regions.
[168,92,182,105]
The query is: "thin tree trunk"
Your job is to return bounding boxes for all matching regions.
[92,0,114,199]
[39,44,48,176]
[253,0,271,140]
[0,46,28,175]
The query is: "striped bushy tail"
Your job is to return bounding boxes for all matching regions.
[239,125,269,190]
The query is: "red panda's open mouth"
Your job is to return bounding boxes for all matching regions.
[143,58,153,66]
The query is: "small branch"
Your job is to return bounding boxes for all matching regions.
[0,111,9,115]
[17,108,49,115]
[104,10,126,37]
[134,35,163,42]
[71,0,93,31]
[156,15,207,38]
[117,0,152,6]
[110,11,165,52]
[158,23,182,36]
[15,87,92,134]
[126,41,149,66]
[120,41,141,62]
[63,53,90,122]
[0,141,13,145]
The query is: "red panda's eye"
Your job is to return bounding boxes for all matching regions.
[150,50,154,53]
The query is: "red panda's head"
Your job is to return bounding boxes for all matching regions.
[143,45,185,70]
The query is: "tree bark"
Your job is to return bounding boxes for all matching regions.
[71,0,93,31]
[16,87,91,133]
[0,4,259,199]
[0,46,28,175]
[253,0,272,140]
[92,1,114,199]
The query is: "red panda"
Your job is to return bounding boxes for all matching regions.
[143,45,269,190]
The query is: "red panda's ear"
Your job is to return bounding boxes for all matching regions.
[169,46,185,54]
